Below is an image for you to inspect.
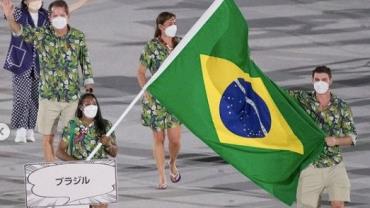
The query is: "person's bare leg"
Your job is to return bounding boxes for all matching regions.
[167,125,181,175]
[42,134,55,162]
[330,201,345,208]
[152,130,166,186]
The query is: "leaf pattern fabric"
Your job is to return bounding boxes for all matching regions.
[62,118,116,160]
[139,37,181,131]
[21,26,93,102]
[289,90,357,168]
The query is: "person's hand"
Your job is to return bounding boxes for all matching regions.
[144,91,150,100]
[100,134,117,157]
[0,0,14,20]
[85,84,93,93]
[100,135,112,147]
[325,136,337,147]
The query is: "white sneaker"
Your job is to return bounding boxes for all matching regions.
[26,129,35,142]
[14,128,27,143]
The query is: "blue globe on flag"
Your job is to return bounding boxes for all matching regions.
[219,78,272,138]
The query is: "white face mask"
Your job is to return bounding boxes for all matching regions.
[313,81,329,94]
[51,16,67,29]
[28,0,42,11]
[164,24,177,38]
[83,105,98,119]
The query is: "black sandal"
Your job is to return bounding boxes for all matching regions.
[168,161,181,183]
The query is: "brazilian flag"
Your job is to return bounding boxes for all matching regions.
[147,0,325,205]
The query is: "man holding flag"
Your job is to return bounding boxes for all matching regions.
[140,0,325,205]
[84,0,355,206]
[289,66,357,208]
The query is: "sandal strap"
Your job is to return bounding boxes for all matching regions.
[157,183,168,189]
[168,161,178,177]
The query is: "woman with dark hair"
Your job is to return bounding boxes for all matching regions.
[2,0,90,144]
[56,93,116,208]
[3,0,48,143]
[137,11,182,189]
[56,93,117,162]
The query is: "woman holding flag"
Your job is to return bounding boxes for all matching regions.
[56,93,118,161]
[56,93,117,208]
[137,11,182,189]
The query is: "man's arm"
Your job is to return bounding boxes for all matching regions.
[79,33,94,93]
[325,136,353,147]
[0,0,21,33]
[326,102,357,147]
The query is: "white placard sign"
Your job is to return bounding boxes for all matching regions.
[24,159,117,207]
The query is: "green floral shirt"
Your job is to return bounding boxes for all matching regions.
[140,37,181,75]
[289,90,357,168]
[21,25,94,102]
[62,118,116,160]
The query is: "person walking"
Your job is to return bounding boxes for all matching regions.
[1,0,94,161]
[2,0,90,144]
[137,12,182,189]
[289,66,357,208]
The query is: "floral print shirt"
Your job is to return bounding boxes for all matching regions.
[62,118,116,160]
[140,37,181,75]
[289,90,357,168]
[21,25,94,102]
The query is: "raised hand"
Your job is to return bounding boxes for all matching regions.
[0,0,14,20]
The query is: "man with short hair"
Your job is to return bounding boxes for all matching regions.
[289,66,357,208]
[0,0,94,161]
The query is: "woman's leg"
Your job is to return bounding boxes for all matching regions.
[330,201,344,208]
[43,134,55,162]
[167,125,181,176]
[11,75,31,143]
[26,75,39,142]
[27,75,39,128]
[152,130,166,186]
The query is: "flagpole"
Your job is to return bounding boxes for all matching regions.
[86,0,225,161]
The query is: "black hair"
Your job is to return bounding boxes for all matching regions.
[21,0,27,9]
[48,0,69,15]
[154,11,176,38]
[76,93,107,137]
[312,65,332,79]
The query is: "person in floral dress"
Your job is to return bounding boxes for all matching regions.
[137,12,182,189]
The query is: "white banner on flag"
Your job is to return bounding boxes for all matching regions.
[24,159,117,207]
